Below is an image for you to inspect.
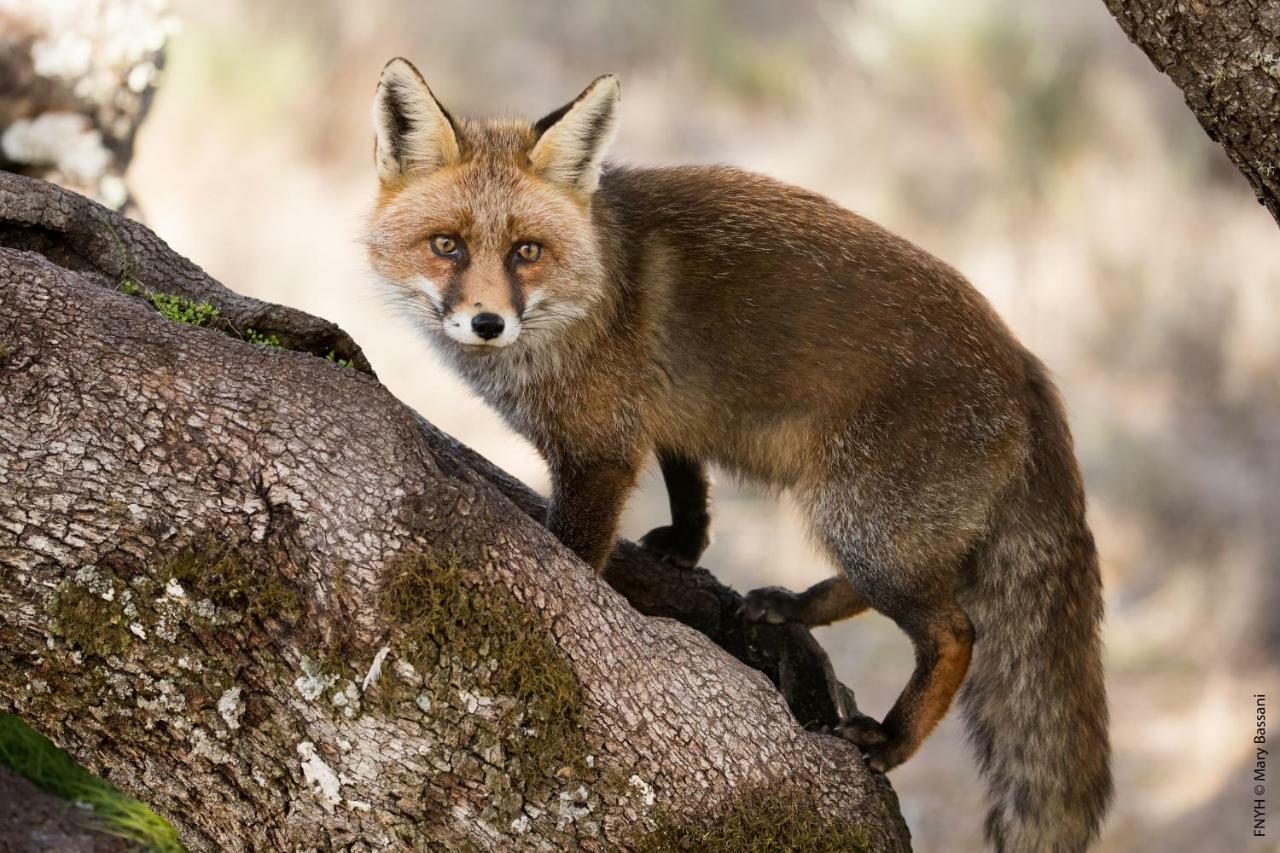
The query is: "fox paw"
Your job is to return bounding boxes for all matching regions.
[738,586,802,624]
[639,525,706,569]
[831,714,907,773]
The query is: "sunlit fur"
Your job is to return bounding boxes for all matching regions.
[364,59,1111,853]
[372,59,460,181]
[528,75,620,196]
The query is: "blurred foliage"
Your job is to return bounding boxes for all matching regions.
[0,714,183,851]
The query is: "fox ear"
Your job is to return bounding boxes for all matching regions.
[529,75,620,196]
[372,58,460,182]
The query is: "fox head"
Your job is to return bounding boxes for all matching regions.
[365,58,620,352]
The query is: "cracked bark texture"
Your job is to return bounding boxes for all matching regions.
[1103,0,1280,226]
[0,173,909,850]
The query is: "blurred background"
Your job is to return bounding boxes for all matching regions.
[5,0,1279,850]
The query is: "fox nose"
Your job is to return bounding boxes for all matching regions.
[471,312,505,341]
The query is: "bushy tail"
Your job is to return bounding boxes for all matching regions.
[958,356,1112,852]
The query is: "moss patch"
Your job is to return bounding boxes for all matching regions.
[96,219,354,370]
[149,292,219,328]
[164,541,302,625]
[637,787,872,853]
[381,549,585,783]
[324,349,353,369]
[127,285,352,369]
[49,567,132,658]
[242,328,282,348]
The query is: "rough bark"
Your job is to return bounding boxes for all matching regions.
[0,172,908,851]
[1103,0,1280,226]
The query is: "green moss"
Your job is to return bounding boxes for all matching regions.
[324,350,353,369]
[637,787,872,853]
[149,293,219,328]
[165,542,302,625]
[381,549,585,783]
[243,328,282,348]
[102,246,351,370]
[0,342,12,361]
[49,571,132,658]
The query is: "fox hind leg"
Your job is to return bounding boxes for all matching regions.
[816,510,977,771]
[835,588,974,772]
[742,547,974,772]
[800,459,985,772]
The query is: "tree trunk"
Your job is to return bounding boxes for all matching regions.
[1103,0,1280,226]
[0,172,909,851]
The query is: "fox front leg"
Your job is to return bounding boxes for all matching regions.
[546,456,640,571]
[639,450,711,568]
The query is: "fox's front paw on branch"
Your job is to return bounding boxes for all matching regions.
[638,524,708,569]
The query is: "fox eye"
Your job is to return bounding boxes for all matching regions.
[430,234,460,257]
[514,241,542,263]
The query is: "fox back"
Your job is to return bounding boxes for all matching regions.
[366,63,1027,488]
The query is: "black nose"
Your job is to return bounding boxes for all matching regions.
[471,312,505,341]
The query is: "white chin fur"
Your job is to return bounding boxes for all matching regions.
[443,309,522,348]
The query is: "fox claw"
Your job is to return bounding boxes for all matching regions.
[830,714,906,773]
[833,713,888,746]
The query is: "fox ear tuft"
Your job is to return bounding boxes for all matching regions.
[372,58,460,182]
[529,75,620,196]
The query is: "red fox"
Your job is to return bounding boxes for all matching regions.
[364,58,1112,851]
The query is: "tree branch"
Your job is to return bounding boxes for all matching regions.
[1103,0,1280,227]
